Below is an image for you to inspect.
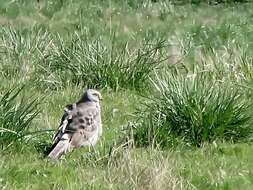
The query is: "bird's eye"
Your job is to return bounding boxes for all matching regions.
[93,93,99,97]
[92,92,102,100]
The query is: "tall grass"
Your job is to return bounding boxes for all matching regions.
[133,68,252,147]
[0,26,168,91]
[0,27,51,81]
[39,34,167,90]
[0,87,40,149]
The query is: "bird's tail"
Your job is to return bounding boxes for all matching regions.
[48,135,71,159]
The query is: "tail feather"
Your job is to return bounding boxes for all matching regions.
[48,139,70,159]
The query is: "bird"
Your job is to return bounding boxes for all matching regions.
[48,89,103,159]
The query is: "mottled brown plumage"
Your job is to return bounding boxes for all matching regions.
[48,89,102,159]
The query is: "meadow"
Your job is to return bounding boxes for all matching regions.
[1,0,253,189]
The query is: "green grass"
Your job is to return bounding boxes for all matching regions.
[1,141,253,189]
[1,0,253,189]
[133,68,252,147]
[0,86,40,150]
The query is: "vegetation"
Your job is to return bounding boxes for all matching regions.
[0,86,40,149]
[0,0,253,189]
[134,69,252,147]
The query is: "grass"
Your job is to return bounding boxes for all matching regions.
[0,86,40,150]
[1,142,253,189]
[133,68,252,147]
[1,0,253,189]
[39,34,167,90]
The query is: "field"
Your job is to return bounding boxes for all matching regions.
[1,0,253,189]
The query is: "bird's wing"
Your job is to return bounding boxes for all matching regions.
[70,103,101,147]
[52,104,76,144]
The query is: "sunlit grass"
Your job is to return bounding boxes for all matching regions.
[0,86,40,150]
[0,0,253,190]
[133,68,252,147]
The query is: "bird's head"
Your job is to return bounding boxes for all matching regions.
[80,89,102,103]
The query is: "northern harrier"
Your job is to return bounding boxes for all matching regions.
[48,89,103,159]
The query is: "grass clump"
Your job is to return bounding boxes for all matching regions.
[0,27,51,80]
[39,34,167,91]
[0,86,40,150]
[133,68,252,147]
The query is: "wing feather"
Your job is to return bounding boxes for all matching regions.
[70,104,100,147]
[51,102,101,150]
[52,104,75,144]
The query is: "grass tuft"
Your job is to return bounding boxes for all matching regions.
[0,86,40,150]
[39,34,167,91]
[133,68,252,147]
